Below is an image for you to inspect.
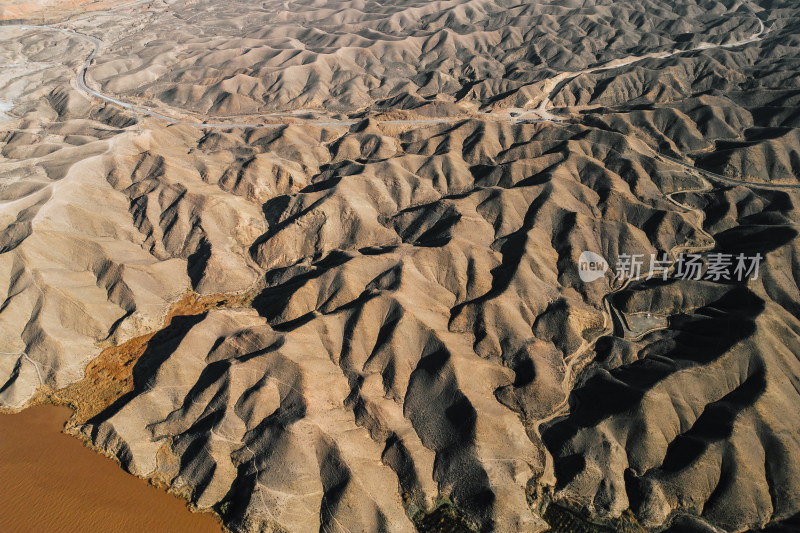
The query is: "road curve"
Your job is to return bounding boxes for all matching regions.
[11,11,796,195]
[533,15,767,120]
[657,152,800,190]
[7,24,462,130]
[4,2,797,503]
[2,8,772,132]
[530,5,775,472]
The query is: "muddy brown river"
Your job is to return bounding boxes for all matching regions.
[0,404,224,533]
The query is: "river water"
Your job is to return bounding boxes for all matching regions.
[0,404,224,533]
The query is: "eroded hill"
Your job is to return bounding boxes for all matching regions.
[2,1,800,532]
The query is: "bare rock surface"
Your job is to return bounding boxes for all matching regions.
[2,1,800,532]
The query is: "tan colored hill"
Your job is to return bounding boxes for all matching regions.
[77,0,766,116]
[2,1,800,533]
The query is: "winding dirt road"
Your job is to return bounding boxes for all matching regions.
[8,6,795,197]
[0,9,772,134]
[3,4,793,383]
[3,4,799,523]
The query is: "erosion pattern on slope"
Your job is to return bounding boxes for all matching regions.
[79,118,710,533]
[81,0,765,115]
[82,119,800,533]
[0,28,266,407]
[1,2,800,533]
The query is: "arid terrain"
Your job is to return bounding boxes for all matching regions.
[1,0,800,532]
